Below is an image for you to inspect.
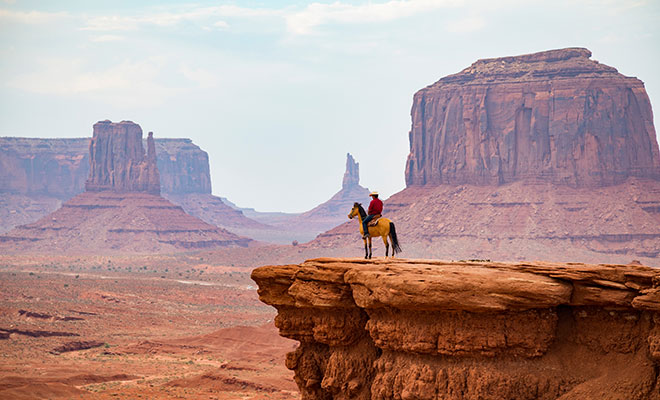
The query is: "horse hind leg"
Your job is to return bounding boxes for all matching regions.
[382,236,389,257]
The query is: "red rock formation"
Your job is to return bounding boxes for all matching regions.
[85,120,160,194]
[214,153,373,244]
[0,120,252,253]
[313,177,660,262]
[155,138,212,194]
[295,153,371,223]
[405,48,660,187]
[342,153,360,188]
[0,191,251,252]
[0,138,89,199]
[312,48,660,263]
[253,257,660,399]
[0,136,262,234]
[0,137,214,197]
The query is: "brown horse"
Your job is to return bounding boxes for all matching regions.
[348,202,402,259]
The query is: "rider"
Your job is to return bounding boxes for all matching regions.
[362,191,383,239]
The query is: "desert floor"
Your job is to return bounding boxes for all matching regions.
[0,251,301,399]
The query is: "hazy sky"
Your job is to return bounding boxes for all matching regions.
[1,0,659,212]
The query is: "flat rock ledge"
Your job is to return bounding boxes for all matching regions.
[252,257,660,400]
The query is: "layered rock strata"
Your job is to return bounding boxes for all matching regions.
[253,257,660,400]
[0,137,214,197]
[405,47,660,187]
[313,48,660,263]
[314,177,660,262]
[85,120,160,194]
[0,136,261,234]
[155,138,212,195]
[0,121,250,253]
[0,192,250,252]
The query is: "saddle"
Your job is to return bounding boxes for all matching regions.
[368,214,381,227]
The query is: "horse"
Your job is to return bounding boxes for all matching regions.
[348,202,402,259]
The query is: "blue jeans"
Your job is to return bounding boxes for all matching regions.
[362,214,375,236]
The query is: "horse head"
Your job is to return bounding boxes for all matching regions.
[348,202,361,219]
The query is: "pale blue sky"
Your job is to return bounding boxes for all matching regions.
[1,0,659,212]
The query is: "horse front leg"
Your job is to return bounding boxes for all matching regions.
[363,238,368,259]
[368,237,373,259]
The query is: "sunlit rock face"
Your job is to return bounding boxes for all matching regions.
[253,257,660,400]
[405,47,660,187]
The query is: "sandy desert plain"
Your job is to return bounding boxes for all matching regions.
[0,245,340,400]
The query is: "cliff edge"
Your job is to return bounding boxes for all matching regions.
[253,257,660,399]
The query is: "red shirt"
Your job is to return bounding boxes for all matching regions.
[368,198,383,215]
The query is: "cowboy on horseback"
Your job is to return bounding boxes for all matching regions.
[362,191,383,239]
[348,197,401,259]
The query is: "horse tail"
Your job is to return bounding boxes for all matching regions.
[389,222,402,254]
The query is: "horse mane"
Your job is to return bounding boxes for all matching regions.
[354,202,366,219]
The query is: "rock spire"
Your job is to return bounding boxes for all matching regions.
[342,153,360,189]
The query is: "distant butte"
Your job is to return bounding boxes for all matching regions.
[405,47,660,187]
[313,48,660,263]
[0,120,251,253]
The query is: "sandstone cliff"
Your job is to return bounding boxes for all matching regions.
[253,257,660,400]
[0,121,251,253]
[85,120,160,194]
[0,136,254,233]
[312,48,660,263]
[0,138,89,199]
[0,137,215,197]
[405,47,660,187]
[155,138,211,194]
